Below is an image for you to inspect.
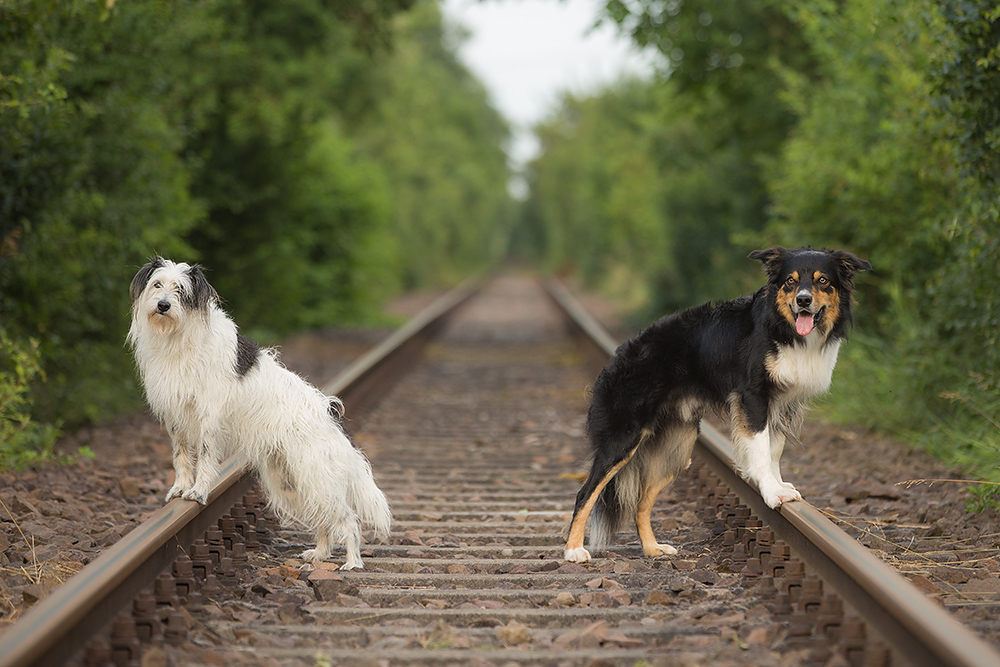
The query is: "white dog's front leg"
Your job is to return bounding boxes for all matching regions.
[736,429,801,509]
[165,426,197,502]
[183,429,222,505]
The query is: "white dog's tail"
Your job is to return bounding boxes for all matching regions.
[350,465,392,539]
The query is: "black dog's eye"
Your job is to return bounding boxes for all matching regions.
[784,276,797,287]
[817,276,829,285]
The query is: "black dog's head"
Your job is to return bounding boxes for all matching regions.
[749,246,871,339]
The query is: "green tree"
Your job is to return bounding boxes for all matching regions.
[0,0,513,453]
[0,331,61,469]
[750,0,1000,476]
[523,0,819,313]
[766,1,954,317]
[605,0,816,311]
[520,80,670,305]
[354,1,513,287]
[182,0,406,335]
[526,0,1000,479]
[923,2,1000,473]
[932,1,1000,385]
[1,0,205,425]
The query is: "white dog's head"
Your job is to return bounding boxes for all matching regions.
[129,257,218,337]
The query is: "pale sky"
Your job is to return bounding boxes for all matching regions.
[440,0,662,195]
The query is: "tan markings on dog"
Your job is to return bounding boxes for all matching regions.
[764,352,778,385]
[728,393,749,434]
[565,444,641,552]
[811,271,841,334]
[676,397,702,423]
[636,475,675,556]
[731,422,754,443]
[775,270,799,328]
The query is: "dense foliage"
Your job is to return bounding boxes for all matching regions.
[0,0,512,442]
[354,4,515,287]
[0,330,67,469]
[521,0,1000,479]
[3,0,997,482]
[518,0,817,311]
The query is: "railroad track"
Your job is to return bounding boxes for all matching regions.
[1,274,998,666]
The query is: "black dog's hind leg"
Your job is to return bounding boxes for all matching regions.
[564,430,651,563]
[636,476,677,557]
[633,422,699,557]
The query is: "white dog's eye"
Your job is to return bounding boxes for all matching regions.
[153,281,162,288]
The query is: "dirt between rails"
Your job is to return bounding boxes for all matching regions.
[1,279,999,658]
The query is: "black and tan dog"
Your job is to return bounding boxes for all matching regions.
[565,246,871,563]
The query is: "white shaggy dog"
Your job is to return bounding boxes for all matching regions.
[127,257,391,570]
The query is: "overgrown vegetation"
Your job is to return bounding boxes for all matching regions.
[0,331,67,470]
[0,0,512,455]
[519,0,1000,484]
[3,0,997,488]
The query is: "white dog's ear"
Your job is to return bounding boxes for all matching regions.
[130,257,166,304]
[182,264,218,311]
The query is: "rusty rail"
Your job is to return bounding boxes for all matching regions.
[542,277,1000,667]
[4,275,998,666]
[0,278,481,667]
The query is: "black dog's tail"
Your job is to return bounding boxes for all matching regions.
[570,419,650,551]
[589,475,629,550]
[574,340,656,551]
[571,327,676,553]
[589,434,656,550]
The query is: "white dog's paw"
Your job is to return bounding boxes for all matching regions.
[340,559,364,571]
[165,483,189,502]
[643,543,678,558]
[182,487,210,505]
[759,480,802,509]
[780,481,800,495]
[300,548,328,564]
[564,546,592,563]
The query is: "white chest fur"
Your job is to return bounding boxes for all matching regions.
[766,336,841,400]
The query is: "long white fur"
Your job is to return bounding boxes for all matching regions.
[127,258,391,570]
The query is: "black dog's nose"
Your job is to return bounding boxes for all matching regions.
[157,300,171,314]
[796,293,812,309]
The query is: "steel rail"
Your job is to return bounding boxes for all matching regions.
[323,276,482,406]
[0,278,482,667]
[0,462,254,667]
[542,277,1000,667]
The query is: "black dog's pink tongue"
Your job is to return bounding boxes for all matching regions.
[796,312,814,336]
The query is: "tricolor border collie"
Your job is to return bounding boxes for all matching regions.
[565,246,871,563]
[128,257,391,570]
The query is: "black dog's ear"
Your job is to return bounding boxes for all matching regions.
[832,250,872,291]
[182,264,218,311]
[748,246,790,278]
[834,250,871,274]
[129,257,165,304]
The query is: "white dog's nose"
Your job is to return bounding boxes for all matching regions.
[157,300,171,314]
